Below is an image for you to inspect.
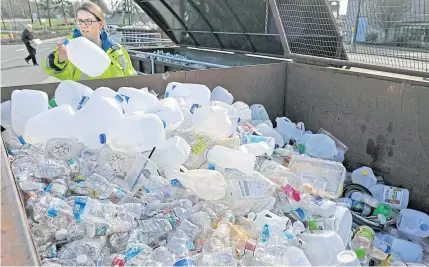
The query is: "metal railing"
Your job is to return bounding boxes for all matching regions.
[111,32,172,49]
[269,0,429,77]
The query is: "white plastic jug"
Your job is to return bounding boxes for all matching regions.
[240,142,271,157]
[255,123,285,148]
[11,89,48,135]
[23,105,75,144]
[1,100,12,128]
[285,246,312,267]
[247,210,290,238]
[55,80,94,110]
[250,104,269,121]
[118,87,158,114]
[351,167,377,189]
[168,83,211,112]
[149,98,184,131]
[102,113,166,153]
[300,231,345,266]
[305,134,338,159]
[232,101,252,122]
[180,107,193,129]
[92,87,118,99]
[375,234,423,262]
[241,135,275,155]
[73,96,123,150]
[369,184,409,210]
[211,101,239,124]
[211,86,234,105]
[165,82,182,98]
[334,206,353,247]
[192,106,233,140]
[149,136,191,169]
[207,145,256,176]
[397,209,429,238]
[275,117,304,144]
[62,37,111,77]
[175,169,227,200]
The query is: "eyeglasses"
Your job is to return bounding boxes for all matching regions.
[75,18,100,25]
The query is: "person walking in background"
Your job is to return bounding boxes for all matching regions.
[22,24,39,66]
[43,2,136,80]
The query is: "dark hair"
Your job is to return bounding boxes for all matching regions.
[77,2,104,21]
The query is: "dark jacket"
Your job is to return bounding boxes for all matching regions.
[22,29,36,55]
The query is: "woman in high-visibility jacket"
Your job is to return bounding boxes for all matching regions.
[43,2,137,80]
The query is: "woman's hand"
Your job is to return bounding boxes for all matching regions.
[57,42,68,63]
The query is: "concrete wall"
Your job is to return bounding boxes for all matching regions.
[285,63,429,213]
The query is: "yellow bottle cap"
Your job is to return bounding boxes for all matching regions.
[362,170,369,176]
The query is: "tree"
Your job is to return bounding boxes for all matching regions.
[367,0,412,43]
[39,0,53,27]
[51,0,73,21]
[34,0,43,25]
[90,0,109,13]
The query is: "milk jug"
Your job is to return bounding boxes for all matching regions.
[62,37,111,77]
[118,87,158,114]
[23,105,75,144]
[55,80,94,110]
[11,89,48,134]
[211,86,234,105]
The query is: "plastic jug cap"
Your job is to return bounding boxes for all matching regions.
[355,248,366,259]
[362,169,369,176]
[99,133,107,144]
[62,38,70,45]
[421,224,429,231]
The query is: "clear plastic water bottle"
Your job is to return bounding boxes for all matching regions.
[45,138,84,160]
[351,192,380,208]
[2,127,24,149]
[134,217,175,245]
[108,231,130,253]
[336,198,372,216]
[45,178,68,199]
[351,226,376,266]
[32,196,73,230]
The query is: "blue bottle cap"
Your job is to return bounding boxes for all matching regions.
[62,38,69,45]
[421,224,429,231]
[99,133,106,144]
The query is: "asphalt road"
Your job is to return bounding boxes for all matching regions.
[1,39,62,87]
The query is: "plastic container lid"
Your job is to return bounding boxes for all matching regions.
[337,250,359,265]
[421,224,429,231]
[355,248,367,259]
[76,255,88,264]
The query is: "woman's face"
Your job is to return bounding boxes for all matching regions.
[77,10,104,41]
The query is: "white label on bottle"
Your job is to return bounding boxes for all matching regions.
[383,186,403,206]
[238,180,266,198]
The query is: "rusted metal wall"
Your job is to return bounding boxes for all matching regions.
[285,63,429,213]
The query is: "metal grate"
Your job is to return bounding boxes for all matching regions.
[274,0,429,73]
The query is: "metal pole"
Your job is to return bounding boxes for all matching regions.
[150,56,155,74]
[352,0,363,45]
[27,0,34,24]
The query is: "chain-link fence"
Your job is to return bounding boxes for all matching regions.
[273,0,429,73]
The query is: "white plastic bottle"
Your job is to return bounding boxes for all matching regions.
[305,134,338,159]
[211,86,234,105]
[255,123,285,148]
[23,105,75,144]
[102,113,166,153]
[375,233,423,263]
[369,184,409,210]
[275,117,304,144]
[164,82,182,98]
[55,80,94,110]
[149,136,191,169]
[11,89,48,134]
[285,246,312,267]
[334,206,353,247]
[73,96,123,150]
[351,167,377,189]
[1,100,12,128]
[119,87,158,114]
[397,209,429,238]
[149,98,184,131]
[192,106,233,140]
[169,83,211,111]
[232,101,252,122]
[207,145,256,176]
[62,37,111,77]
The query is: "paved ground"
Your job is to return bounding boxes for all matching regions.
[1,39,62,87]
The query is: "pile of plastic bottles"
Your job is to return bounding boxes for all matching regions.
[1,80,428,267]
[137,50,207,69]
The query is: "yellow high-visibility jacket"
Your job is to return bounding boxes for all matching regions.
[43,28,137,81]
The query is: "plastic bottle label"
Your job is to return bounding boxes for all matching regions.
[124,247,143,261]
[67,158,80,175]
[73,196,88,221]
[170,179,184,188]
[46,183,67,196]
[208,163,216,170]
[311,196,325,206]
[375,238,392,253]
[355,226,375,243]
[190,104,201,114]
[261,224,270,244]
[93,223,107,237]
[108,188,126,204]
[76,96,89,110]
[308,216,337,231]
[173,258,196,267]
[191,136,210,156]
[238,180,266,198]
[292,208,306,221]
[111,257,125,267]
[383,187,403,206]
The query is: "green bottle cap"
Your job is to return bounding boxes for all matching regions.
[49,97,57,108]
[355,248,367,259]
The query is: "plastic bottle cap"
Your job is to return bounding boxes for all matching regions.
[420,224,429,231]
[362,169,369,176]
[355,248,366,259]
[76,255,88,264]
[55,229,68,241]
